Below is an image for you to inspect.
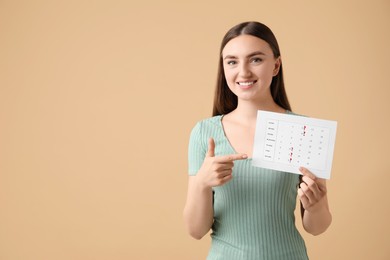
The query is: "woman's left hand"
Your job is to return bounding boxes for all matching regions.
[298,167,328,213]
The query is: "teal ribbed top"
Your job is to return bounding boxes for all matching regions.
[188,115,308,260]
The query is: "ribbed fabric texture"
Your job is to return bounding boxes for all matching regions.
[188,115,308,260]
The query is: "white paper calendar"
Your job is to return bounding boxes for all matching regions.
[252,110,337,179]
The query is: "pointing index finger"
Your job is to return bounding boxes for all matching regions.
[216,153,248,162]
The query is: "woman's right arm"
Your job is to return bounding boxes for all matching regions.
[183,138,247,239]
[183,176,214,240]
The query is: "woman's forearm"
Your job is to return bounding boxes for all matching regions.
[302,196,332,235]
[183,176,214,239]
[298,167,332,236]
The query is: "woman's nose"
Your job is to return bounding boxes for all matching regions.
[239,64,252,78]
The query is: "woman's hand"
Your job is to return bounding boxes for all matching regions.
[298,167,328,212]
[196,138,247,188]
[298,167,332,235]
[183,138,248,239]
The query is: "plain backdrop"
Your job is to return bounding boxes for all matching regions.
[1,0,389,259]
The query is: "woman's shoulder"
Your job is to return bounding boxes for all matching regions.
[189,115,224,139]
[286,110,307,117]
[192,115,223,128]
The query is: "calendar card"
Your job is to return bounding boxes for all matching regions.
[252,110,337,179]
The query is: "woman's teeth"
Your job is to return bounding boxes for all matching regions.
[238,81,255,86]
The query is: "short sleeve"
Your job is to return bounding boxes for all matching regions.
[188,121,207,175]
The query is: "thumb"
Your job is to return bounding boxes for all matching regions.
[206,138,215,157]
[299,167,317,180]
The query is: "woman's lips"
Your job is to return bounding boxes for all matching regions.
[237,80,257,89]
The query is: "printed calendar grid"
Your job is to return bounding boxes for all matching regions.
[263,120,331,171]
[252,110,337,179]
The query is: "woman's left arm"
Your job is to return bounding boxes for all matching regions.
[298,167,332,236]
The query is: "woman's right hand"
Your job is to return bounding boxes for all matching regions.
[196,138,248,188]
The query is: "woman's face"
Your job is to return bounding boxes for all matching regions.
[222,34,280,102]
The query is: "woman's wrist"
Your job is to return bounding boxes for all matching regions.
[195,174,213,192]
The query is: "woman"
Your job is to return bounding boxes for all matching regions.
[183,21,332,259]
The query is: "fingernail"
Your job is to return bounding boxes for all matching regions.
[242,154,248,159]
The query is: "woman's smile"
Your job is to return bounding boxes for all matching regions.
[237,80,257,89]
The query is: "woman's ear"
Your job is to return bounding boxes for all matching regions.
[273,57,281,76]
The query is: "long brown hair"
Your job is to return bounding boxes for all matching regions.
[212,21,291,116]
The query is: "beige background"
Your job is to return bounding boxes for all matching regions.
[1,0,389,259]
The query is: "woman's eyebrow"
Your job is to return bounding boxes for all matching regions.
[247,51,266,57]
[223,51,266,60]
[223,55,237,60]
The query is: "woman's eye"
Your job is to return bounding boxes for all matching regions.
[252,58,263,63]
[227,60,237,65]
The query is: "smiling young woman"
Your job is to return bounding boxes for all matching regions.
[222,35,281,106]
[183,21,332,260]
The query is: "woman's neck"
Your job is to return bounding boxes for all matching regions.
[228,98,285,125]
